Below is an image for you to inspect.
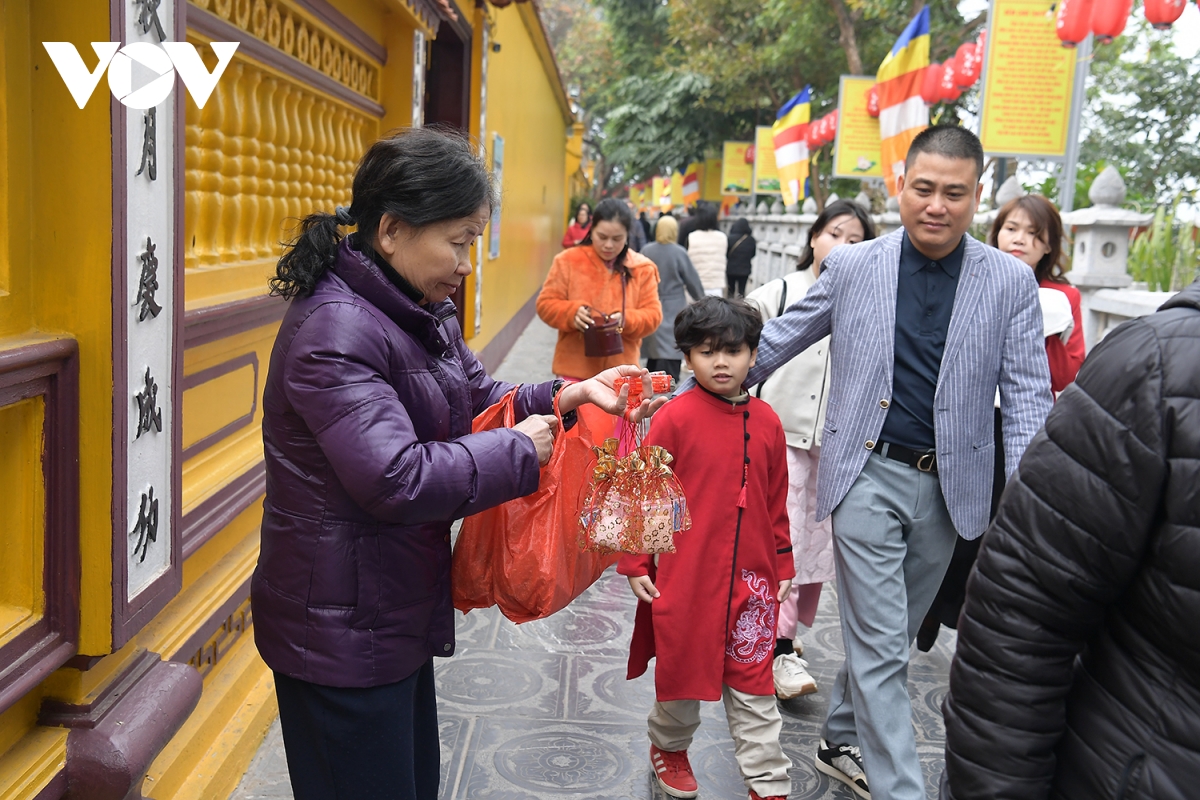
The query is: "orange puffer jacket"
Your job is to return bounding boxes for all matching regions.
[536,245,662,379]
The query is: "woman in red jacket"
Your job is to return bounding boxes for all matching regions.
[562,201,592,248]
[991,194,1085,393]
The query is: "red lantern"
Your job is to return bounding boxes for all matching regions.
[954,42,981,88]
[866,85,880,118]
[828,109,839,141]
[976,28,988,54]
[816,115,831,145]
[1056,0,1094,47]
[920,62,942,105]
[939,58,963,103]
[1092,0,1132,43]
[805,123,822,150]
[744,145,755,164]
[1144,0,1186,30]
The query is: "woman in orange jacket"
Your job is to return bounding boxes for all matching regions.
[538,198,663,380]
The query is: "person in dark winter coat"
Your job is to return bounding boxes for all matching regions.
[941,278,1200,800]
[254,128,663,800]
[725,218,756,297]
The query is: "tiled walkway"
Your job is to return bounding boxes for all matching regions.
[231,316,958,800]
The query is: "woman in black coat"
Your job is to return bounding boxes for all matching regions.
[725,218,755,297]
[941,280,1200,800]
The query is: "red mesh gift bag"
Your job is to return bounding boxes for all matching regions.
[452,389,618,623]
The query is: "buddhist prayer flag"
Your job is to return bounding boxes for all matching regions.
[682,163,701,205]
[876,7,930,195]
[670,171,684,209]
[771,86,812,206]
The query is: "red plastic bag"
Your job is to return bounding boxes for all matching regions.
[452,390,619,623]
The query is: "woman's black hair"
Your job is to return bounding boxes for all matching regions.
[269,125,495,299]
[574,201,592,224]
[674,296,763,356]
[579,197,635,276]
[695,203,719,231]
[797,199,877,271]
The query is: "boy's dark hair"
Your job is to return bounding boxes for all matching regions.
[905,125,985,180]
[674,296,763,355]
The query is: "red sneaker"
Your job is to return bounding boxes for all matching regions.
[650,743,699,798]
[748,792,788,800]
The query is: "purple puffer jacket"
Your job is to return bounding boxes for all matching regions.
[252,238,554,687]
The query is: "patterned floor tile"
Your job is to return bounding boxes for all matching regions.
[434,651,568,720]
[453,717,649,800]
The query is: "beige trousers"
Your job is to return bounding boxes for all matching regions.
[648,686,792,797]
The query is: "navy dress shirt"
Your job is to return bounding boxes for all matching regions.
[879,232,966,451]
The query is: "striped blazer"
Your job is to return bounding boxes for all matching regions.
[746,229,1053,539]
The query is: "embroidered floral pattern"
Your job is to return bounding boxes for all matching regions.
[727,569,777,664]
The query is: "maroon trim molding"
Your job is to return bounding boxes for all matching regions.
[181,461,266,559]
[188,4,386,118]
[0,339,81,716]
[40,650,202,799]
[183,293,287,349]
[475,290,539,375]
[180,352,259,460]
[171,582,252,674]
[292,0,387,64]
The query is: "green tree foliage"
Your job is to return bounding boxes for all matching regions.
[548,0,982,189]
[1080,24,1200,206]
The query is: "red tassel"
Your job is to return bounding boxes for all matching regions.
[737,485,747,508]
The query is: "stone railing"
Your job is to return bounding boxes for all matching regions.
[719,169,1177,351]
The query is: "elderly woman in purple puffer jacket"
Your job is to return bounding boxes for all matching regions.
[254,127,662,800]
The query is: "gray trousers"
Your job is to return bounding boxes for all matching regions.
[649,686,792,797]
[823,451,958,800]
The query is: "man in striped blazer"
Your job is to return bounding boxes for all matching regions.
[745,126,1053,799]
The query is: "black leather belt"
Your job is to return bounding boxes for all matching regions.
[873,441,938,474]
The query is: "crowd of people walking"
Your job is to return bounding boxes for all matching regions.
[251,124,1200,800]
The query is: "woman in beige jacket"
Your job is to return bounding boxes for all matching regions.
[686,205,728,295]
[744,199,876,700]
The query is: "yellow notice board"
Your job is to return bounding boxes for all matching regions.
[651,175,665,206]
[834,75,883,179]
[704,157,723,200]
[671,171,685,207]
[753,126,781,194]
[979,0,1077,158]
[721,142,753,194]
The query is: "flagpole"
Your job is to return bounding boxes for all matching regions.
[1057,33,1092,213]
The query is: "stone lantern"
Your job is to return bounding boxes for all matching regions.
[1060,166,1153,348]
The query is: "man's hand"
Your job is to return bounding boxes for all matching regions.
[573,305,595,332]
[512,414,559,465]
[557,365,668,423]
[629,575,660,603]
[777,579,792,603]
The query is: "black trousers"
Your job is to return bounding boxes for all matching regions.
[274,660,439,800]
[726,274,749,297]
[645,358,681,382]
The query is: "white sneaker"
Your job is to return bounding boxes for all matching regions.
[773,652,817,699]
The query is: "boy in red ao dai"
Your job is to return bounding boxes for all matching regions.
[619,297,794,800]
